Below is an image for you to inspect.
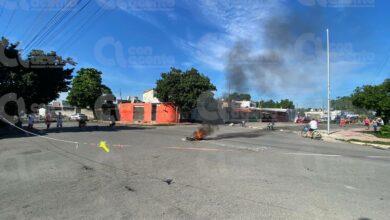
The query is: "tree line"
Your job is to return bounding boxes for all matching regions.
[1,38,388,124]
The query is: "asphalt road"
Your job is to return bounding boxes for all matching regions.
[0,123,389,219]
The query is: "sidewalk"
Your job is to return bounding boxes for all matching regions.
[322,128,390,150]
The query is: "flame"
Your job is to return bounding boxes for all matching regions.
[193,129,207,140]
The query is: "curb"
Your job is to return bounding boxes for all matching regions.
[349,141,390,150]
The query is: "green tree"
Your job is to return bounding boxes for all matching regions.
[258,99,295,109]
[351,79,390,123]
[67,68,112,114]
[279,99,295,109]
[227,92,251,101]
[0,38,74,115]
[155,67,216,115]
[331,96,367,114]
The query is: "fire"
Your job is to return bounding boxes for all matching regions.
[193,128,207,140]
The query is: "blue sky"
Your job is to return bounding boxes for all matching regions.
[1,0,389,107]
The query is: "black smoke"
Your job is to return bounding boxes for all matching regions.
[226,5,325,94]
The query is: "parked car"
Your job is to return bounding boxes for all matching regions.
[70,113,88,121]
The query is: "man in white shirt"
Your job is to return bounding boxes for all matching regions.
[309,118,318,129]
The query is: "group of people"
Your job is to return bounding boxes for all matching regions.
[20,113,116,130]
[44,112,63,129]
[364,117,384,132]
[22,112,63,130]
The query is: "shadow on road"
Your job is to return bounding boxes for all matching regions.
[206,130,266,140]
[0,124,155,139]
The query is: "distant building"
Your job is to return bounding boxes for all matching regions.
[118,90,178,124]
[143,89,160,103]
[126,96,141,103]
[259,108,295,122]
[118,102,179,124]
[230,100,256,108]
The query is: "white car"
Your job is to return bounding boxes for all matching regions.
[70,113,88,121]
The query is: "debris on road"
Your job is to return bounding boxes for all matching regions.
[124,186,135,192]
[163,178,174,185]
[82,165,94,171]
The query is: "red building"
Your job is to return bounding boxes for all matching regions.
[118,102,179,124]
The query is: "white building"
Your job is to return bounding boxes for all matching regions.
[231,100,256,108]
[143,89,160,103]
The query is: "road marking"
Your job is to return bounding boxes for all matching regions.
[344,185,357,190]
[284,152,341,157]
[208,141,267,151]
[166,147,226,152]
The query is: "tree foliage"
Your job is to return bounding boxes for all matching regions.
[155,68,216,113]
[351,79,390,123]
[67,68,112,110]
[257,99,295,109]
[331,96,368,114]
[227,92,251,101]
[0,38,74,114]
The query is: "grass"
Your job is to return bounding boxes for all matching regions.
[360,131,390,139]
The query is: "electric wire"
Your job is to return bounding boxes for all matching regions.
[57,6,107,52]
[35,0,95,49]
[23,0,81,51]
[2,7,16,37]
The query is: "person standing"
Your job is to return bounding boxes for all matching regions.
[45,113,51,129]
[56,112,63,128]
[28,114,35,129]
[364,117,370,130]
[372,118,379,132]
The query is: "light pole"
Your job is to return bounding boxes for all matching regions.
[326,29,331,134]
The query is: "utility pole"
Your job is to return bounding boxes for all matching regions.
[326,29,331,135]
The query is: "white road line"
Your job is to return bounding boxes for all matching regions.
[166,147,223,152]
[284,152,341,157]
[344,185,357,190]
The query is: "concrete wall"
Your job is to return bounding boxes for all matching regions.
[156,104,178,124]
[118,102,178,124]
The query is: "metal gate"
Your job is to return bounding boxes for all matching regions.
[152,104,157,121]
[133,106,144,122]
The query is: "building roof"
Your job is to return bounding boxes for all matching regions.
[259,108,289,113]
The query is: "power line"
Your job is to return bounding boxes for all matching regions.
[23,0,81,52]
[58,6,107,52]
[0,4,5,20]
[35,0,95,49]
[21,3,55,45]
[2,7,16,37]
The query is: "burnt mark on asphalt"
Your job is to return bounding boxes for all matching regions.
[206,130,264,140]
[19,149,42,155]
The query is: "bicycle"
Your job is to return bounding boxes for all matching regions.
[300,125,322,140]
